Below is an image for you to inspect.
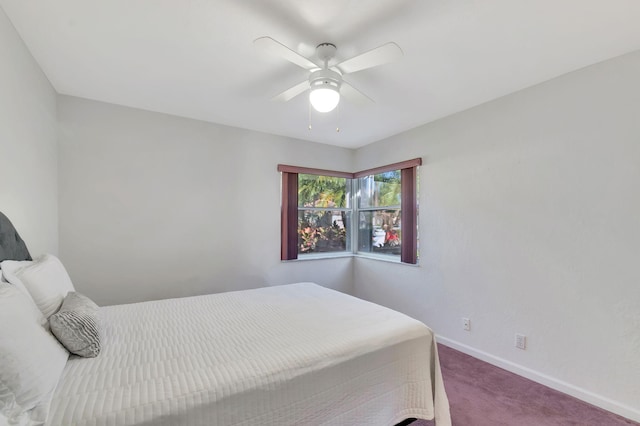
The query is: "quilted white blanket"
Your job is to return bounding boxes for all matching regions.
[46,283,451,426]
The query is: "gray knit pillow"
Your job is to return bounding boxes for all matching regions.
[49,292,101,357]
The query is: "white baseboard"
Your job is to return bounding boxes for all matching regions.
[436,335,640,423]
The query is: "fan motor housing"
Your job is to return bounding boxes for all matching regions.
[309,68,342,91]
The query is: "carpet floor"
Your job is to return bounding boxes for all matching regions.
[414,344,638,426]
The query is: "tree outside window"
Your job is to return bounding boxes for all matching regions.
[297,174,351,255]
[357,170,402,258]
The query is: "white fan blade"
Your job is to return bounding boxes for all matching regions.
[335,42,403,74]
[272,80,310,102]
[254,36,319,70]
[340,81,374,106]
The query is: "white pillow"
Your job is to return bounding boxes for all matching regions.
[12,255,76,319]
[0,260,34,302]
[0,283,69,424]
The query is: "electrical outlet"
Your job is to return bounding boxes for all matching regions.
[515,334,526,350]
[462,317,470,331]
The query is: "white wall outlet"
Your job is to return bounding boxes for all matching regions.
[515,333,526,350]
[462,317,470,331]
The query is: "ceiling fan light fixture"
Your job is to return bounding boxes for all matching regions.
[255,37,403,115]
[310,85,340,113]
[309,68,342,113]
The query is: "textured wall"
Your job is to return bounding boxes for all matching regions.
[0,7,58,256]
[57,96,354,305]
[353,51,640,420]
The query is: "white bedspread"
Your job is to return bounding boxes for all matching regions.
[46,283,451,426]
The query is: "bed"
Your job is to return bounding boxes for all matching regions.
[0,212,451,426]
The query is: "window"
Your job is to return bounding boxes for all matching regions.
[297,174,351,255]
[356,170,402,259]
[278,159,420,264]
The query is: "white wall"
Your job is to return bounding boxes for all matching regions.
[58,96,354,305]
[353,51,640,420]
[0,7,58,256]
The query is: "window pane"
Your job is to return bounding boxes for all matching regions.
[357,209,401,256]
[358,170,401,208]
[298,210,351,255]
[298,174,350,208]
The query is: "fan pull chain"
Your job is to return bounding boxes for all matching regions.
[308,95,312,130]
[336,102,340,133]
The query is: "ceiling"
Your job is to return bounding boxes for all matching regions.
[2,1,640,149]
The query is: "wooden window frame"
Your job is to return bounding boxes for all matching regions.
[278,158,421,264]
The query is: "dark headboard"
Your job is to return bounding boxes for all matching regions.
[0,211,32,263]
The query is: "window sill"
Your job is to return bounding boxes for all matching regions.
[354,253,419,266]
[282,252,353,262]
[282,252,419,266]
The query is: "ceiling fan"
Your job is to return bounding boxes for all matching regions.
[254,36,403,113]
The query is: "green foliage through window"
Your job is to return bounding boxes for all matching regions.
[297,174,350,255]
[298,174,348,208]
[358,170,402,257]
